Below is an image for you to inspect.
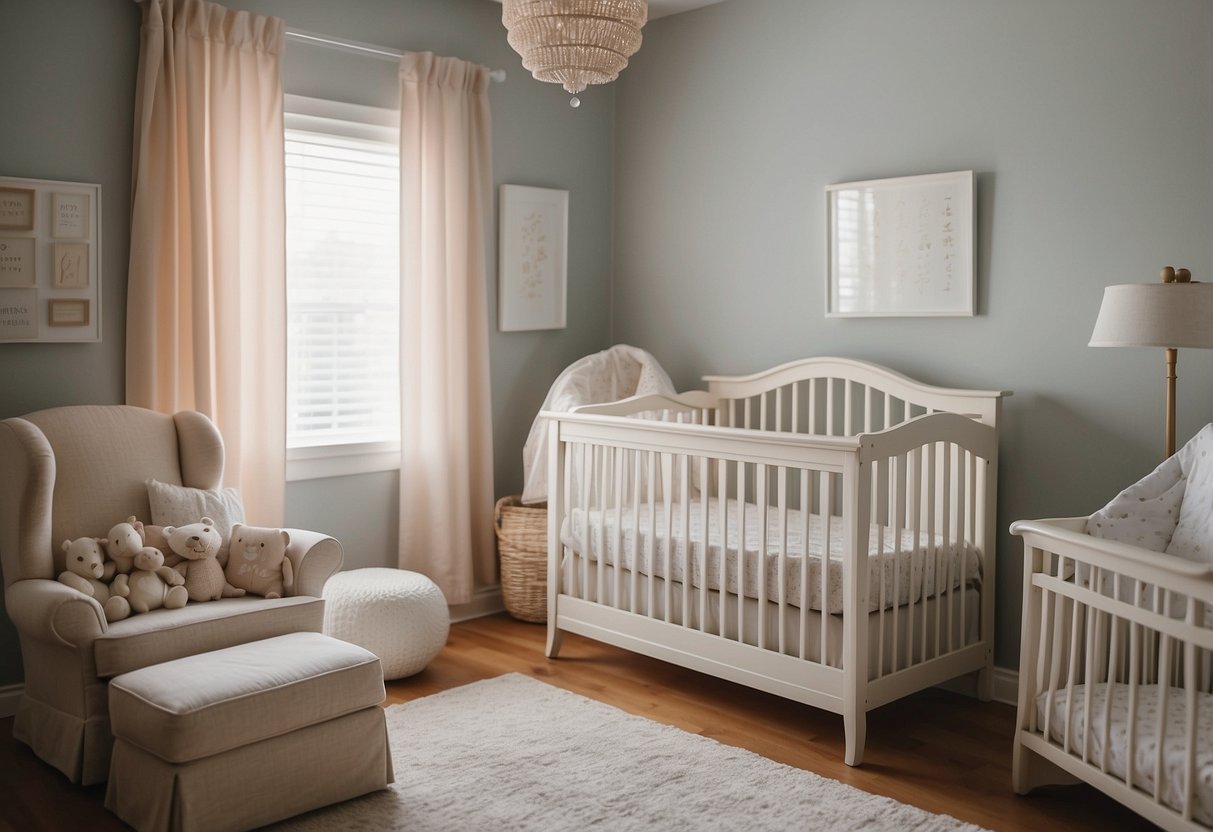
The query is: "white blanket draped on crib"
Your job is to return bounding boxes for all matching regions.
[561,498,980,614]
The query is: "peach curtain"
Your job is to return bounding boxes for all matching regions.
[126,0,286,524]
[398,53,496,604]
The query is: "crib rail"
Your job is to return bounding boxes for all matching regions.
[1013,517,1213,831]
[705,356,1005,434]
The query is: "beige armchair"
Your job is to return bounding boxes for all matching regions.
[0,405,343,785]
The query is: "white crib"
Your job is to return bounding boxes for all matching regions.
[1012,517,1213,831]
[543,357,1006,765]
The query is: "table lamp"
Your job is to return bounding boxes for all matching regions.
[1089,266,1213,458]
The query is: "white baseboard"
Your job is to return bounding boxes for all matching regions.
[450,585,505,623]
[0,683,23,719]
[936,666,1018,706]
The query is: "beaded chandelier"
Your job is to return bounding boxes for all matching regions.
[502,0,649,105]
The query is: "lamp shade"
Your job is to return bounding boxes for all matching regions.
[1089,283,1213,349]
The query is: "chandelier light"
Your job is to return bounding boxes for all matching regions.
[502,0,648,107]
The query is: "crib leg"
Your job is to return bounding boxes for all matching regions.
[545,623,564,658]
[1012,740,1079,794]
[843,711,867,767]
[976,664,995,702]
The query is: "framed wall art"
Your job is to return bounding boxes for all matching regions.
[0,237,37,287]
[0,175,101,343]
[825,170,974,317]
[0,186,35,231]
[498,184,568,332]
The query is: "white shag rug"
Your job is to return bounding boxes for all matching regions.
[276,673,988,831]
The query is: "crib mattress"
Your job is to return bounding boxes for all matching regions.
[1036,684,1213,824]
[561,499,980,614]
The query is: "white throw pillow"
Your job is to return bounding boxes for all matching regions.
[146,478,245,563]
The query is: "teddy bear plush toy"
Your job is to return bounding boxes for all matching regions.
[225,524,293,599]
[104,516,158,575]
[164,517,246,603]
[111,547,189,614]
[59,536,130,622]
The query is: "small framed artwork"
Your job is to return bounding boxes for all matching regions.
[52,242,89,288]
[51,192,90,239]
[498,184,568,332]
[0,237,37,288]
[0,187,35,231]
[825,170,974,317]
[48,298,89,327]
[0,288,38,338]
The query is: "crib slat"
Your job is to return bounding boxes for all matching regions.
[1154,592,1173,803]
[844,380,853,436]
[646,451,657,618]
[1127,580,1142,790]
[699,456,710,634]
[1183,598,1201,821]
[630,449,641,615]
[875,457,887,677]
[563,439,573,597]
[1082,590,1096,764]
[681,454,691,627]
[662,452,674,624]
[761,391,769,432]
[923,442,936,664]
[822,472,834,666]
[598,446,609,606]
[808,378,818,435]
[775,388,783,432]
[791,382,799,434]
[891,453,902,673]
[826,378,835,436]
[737,461,747,644]
[613,447,625,610]
[744,397,753,431]
[777,467,789,655]
[1103,603,1120,775]
[579,444,592,601]
[718,458,728,637]
[800,468,811,660]
[863,385,872,433]
[905,447,921,672]
[757,464,769,651]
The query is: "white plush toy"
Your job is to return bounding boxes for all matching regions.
[111,547,188,614]
[59,536,130,622]
[225,524,293,599]
[104,516,156,575]
[164,517,246,603]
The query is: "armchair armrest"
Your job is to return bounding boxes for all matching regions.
[284,529,344,598]
[5,578,106,649]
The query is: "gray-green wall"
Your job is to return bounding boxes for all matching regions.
[612,0,1213,668]
[0,0,613,685]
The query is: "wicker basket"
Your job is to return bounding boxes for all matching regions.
[494,495,548,623]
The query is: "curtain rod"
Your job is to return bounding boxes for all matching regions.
[286,28,507,83]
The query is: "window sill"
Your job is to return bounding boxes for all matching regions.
[286,441,401,482]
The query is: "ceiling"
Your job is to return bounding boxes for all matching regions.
[489,1,729,21]
[645,0,728,19]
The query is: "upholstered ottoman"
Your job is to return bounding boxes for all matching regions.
[323,567,450,679]
[105,632,393,832]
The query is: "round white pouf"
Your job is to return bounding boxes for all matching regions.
[323,568,450,680]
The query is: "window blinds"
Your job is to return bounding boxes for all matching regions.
[285,125,400,448]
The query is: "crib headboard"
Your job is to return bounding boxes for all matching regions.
[703,356,1007,436]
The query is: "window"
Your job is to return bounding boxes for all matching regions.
[284,95,401,480]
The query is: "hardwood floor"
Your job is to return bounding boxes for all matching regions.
[1,613,1155,831]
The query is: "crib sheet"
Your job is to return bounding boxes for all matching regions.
[561,499,980,614]
[1037,684,1213,825]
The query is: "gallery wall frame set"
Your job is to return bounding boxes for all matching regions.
[825,170,974,317]
[498,184,568,332]
[0,175,102,343]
